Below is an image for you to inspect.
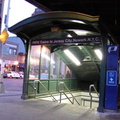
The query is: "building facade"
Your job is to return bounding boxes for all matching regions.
[2,37,25,73]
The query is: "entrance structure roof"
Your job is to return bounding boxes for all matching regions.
[9,11,101,42]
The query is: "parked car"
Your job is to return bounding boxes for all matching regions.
[19,72,36,79]
[3,72,7,78]
[3,71,20,79]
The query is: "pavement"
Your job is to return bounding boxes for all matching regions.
[0,91,120,120]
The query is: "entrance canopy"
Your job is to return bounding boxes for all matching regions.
[8,11,100,41]
[9,11,103,81]
[8,11,116,111]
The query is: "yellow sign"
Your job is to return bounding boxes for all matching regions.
[0,29,9,44]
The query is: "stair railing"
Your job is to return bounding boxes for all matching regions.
[58,82,80,105]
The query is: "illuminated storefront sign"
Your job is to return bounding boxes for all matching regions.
[32,36,102,45]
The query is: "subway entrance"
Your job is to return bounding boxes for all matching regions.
[8,11,119,111]
[28,40,101,108]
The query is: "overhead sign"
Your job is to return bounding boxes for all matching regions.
[106,70,117,86]
[31,36,102,45]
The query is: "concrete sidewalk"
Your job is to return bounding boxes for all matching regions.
[0,92,120,120]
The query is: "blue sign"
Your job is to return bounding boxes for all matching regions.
[106,70,117,86]
[107,45,119,69]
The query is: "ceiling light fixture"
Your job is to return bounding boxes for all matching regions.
[94,49,102,60]
[64,49,81,66]
[67,34,72,37]
[71,20,86,24]
[68,29,91,35]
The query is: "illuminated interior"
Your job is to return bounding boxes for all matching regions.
[29,44,101,84]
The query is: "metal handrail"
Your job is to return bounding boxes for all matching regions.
[33,80,57,102]
[28,82,37,96]
[89,84,99,108]
[33,80,39,98]
[58,82,80,105]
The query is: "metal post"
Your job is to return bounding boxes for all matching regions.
[73,96,74,104]
[97,36,107,112]
[0,59,4,93]
[21,39,31,99]
[60,92,62,103]
[90,96,92,108]
[33,80,39,98]
[5,0,11,30]
[0,0,9,93]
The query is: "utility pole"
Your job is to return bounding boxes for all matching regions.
[5,0,11,30]
[0,0,11,93]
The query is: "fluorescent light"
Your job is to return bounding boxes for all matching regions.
[67,29,91,35]
[67,34,72,37]
[71,20,85,24]
[64,49,81,66]
[74,30,90,35]
[94,49,102,60]
[78,46,82,50]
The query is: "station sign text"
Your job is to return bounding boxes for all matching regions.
[31,36,102,45]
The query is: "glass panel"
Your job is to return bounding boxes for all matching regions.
[41,46,50,79]
[66,66,72,78]
[59,60,66,79]
[50,53,59,79]
[72,73,76,79]
[29,45,41,79]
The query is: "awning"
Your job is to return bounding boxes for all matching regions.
[8,11,100,41]
[19,63,25,68]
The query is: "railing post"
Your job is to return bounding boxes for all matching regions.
[33,80,39,98]
[89,84,99,108]
[58,82,80,105]
[90,96,92,108]
[60,92,62,103]
[33,80,57,102]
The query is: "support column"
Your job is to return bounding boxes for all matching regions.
[105,45,119,110]
[21,39,31,99]
[97,36,107,112]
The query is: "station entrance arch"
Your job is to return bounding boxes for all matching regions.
[8,11,118,112]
